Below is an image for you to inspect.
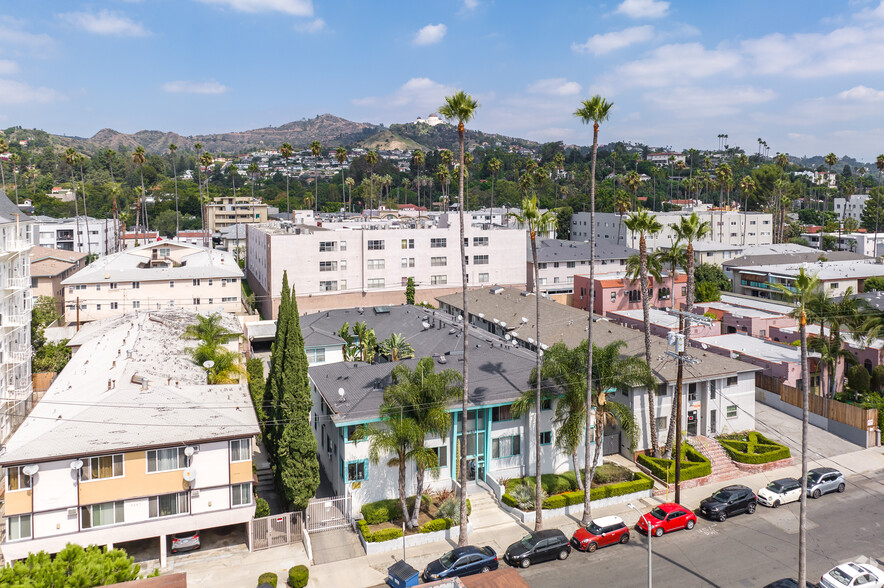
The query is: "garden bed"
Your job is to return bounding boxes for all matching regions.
[635,443,711,483]
[356,492,471,544]
[717,431,791,465]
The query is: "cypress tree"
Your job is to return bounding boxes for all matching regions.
[264,272,291,455]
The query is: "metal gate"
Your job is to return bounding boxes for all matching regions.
[251,511,303,551]
[306,495,352,533]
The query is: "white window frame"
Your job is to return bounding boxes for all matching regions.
[81,500,124,529]
[80,454,125,482]
[148,492,189,519]
[231,482,252,507]
[7,514,31,541]
[230,439,251,462]
[146,447,188,473]
[6,466,31,491]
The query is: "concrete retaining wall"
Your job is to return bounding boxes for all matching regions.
[732,456,794,474]
[497,489,654,524]
[756,388,872,447]
[358,522,473,555]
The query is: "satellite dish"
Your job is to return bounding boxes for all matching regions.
[505,334,511,340]
[338,387,346,399]
[478,313,485,319]
[493,318,500,324]
[184,446,195,457]
[202,360,215,369]
[183,468,197,482]
[457,315,463,322]
[528,337,535,344]
[422,321,430,330]
[70,460,84,471]
[512,332,519,338]
[22,464,39,476]
[521,317,529,323]
[500,322,507,328]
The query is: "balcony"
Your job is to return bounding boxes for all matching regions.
[10,345,30,364]
[2,277,29,291]
[2,313,28,328]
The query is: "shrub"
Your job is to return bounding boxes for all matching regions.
[718,431,790,464]
[510,482,547,511]
[420,518,452,533]
[436,496,460,524]
[370,528,404,543]
[637,443,711,482]
[258,572,278,587]
[519,473,577,495]
[872,365,884,393]
[542,473,654,509]
[542,494,567,510]
[287,565,309,588]
[255,497,270,518]
[361,498,403,525]
[563,490,584,506]
[501,493,518,508]
[848,364,871,393]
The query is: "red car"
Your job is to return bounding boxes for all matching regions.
[634,503,697,537]
[571,515,630,552]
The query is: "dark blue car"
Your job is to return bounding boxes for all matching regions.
[421,545,498,582]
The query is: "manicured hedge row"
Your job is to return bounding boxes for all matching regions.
[540,472,654,509]
[360,495,431,525]
[505,473,579,497]
[419,518,453,533]
[636,443,711,482]
[718,431,791,464]
[357,519,404,543]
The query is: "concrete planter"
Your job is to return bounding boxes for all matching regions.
[498,489,654,524]
[358,522,473,555]
[732,456,794,474]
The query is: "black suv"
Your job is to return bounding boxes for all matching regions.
[699,484,757,522]
[504,529,571,568]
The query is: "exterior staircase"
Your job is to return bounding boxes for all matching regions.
[467,485,518,528]
[687,435,743,483]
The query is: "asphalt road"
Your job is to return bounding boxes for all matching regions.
[514,468,884,588]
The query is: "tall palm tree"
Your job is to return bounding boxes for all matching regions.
[9,153,20,204]
[311,140,322,212]
[488,157,501,212]
[280,143,294,215]
[553,152,565,202]
[614,189,631,245]
[435,164,450,209]
[624,170,642,212]
[63,148,83,252]
[875,155,884,249]
[132,147,149,245]
[169,143,180,236]
[624,210,663,455]
[573,94,613,526]
[75,152,93,258]
[335,146,348,210]
[663,212,710,455]
[509,194,557,531]
[199,152,214,247]
[715,163,733,241]
[439,89,479,546]
[739,176,756,245]
[653,243,686,311]
[194,142,204,223]
[412,149,425,213]
[822,153,838,250]
[365,151,379,215]
[345,176,355,213]
[0,138,8,193]
[247,161,260,201]
[773,268,821,588]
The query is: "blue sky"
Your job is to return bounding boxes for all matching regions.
[2,0,884,161]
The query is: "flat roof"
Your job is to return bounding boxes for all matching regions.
[728,258,884,280]
[719,293,794,315]
[775,324,883,350]
[724,250,868,268]
[697,301,787,320]
[694,333,808,364]
[607,308,681,328]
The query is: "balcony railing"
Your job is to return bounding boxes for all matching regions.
[2,277,28,290]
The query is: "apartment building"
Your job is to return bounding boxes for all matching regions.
[33,216,119,256]
[61,241,242,325]
[801,231,884,257]
[647,152,686,167]
[526,239,636,297]
[570,210,774,250]
[607,308,719,339]
[121,231,159,250]
[834,194,871,223]
[29,246,88,315]
[246,214,526,318]
[572,271,688,317]
[0,310,259,565]
[729,257,884,300]
[206,196,268,233]
[0,192,34,441]
[692,334,818,390]
[468,208,556,238]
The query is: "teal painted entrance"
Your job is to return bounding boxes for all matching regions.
[452,409,489,483]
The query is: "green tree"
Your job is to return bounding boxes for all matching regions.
[405,277,416,305]
[247,357,266,422]
[694,263,731,292]
[280,142,294,214]
[379,333,415,361]
[488,156,502,211]
[847,364,870,395]
[169,143,180,235]
[864,276,884,292]
[310,140,322,211]
[352,321,377,363]
[695,281,720,303]
[0,543,151,586]
[365,151,379,213]
[31,296,72,373]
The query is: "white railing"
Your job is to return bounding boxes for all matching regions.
[4,239,31,253]
[2,278,28,290]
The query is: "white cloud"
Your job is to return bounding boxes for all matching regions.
[855,0,884,20]
[0,60,18,75]
[194,0,313,16]
[644,86,776,117]
[528,78,582,96]
[162,80,229,94]
[572,25,654,54]
[0,78,64,105]
[615,0,670,19]
[294,18,325,33]
[353,78,453,110]
[463,0,479,10]
[0,18,53,52]
[58,10,150,37]
[615,43,741,87]
[413,24,446,46]
[837,85,884,101]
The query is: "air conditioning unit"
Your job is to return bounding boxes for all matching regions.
[67,508,77,519]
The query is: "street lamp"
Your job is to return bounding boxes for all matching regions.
[627,503,652,588]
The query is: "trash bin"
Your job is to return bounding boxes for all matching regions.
[387,560,420,588]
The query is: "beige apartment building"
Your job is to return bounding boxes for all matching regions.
[206,196,268,232]
[29,246,88,314]
[246,214,527,318]
[61,241,242,325]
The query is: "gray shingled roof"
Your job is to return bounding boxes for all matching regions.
[0,189,30,223]
[532,238,637,262]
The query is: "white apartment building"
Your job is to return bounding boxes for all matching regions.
[571,210,774,250]
[61,241,242,325]
[0,192,34,442]
[468,208,556,238]
[526,238,637,296]
[246,214,527,318]
[33,216,119,257]
[801,231,884,257]
[647,152,686,167]
[0,310,259,566]
[834,195,871,223]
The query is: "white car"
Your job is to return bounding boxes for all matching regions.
[756,478,801,508]
[820,562,884,588]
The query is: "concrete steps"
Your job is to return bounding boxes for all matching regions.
[467,488,517,528]
[688,435,743,483]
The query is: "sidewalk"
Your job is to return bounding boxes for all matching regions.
[311,445,884,588]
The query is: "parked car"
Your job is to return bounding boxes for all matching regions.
[820,562,884,588]
[757,478,802,508]
[762,579,816,587]
[170,530,200,554]
[504,529,570,568]
[634,503,697,537]
[571,515,630,552]
[421,546,498,582]
[699,484,757,522]
[807,467,846,499]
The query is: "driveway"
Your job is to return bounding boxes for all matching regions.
[754,401,863,461]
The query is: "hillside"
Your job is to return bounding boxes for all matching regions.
[390,122,539,152]
[357,129,424,151]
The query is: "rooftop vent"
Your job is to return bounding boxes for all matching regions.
[490,287,504,295]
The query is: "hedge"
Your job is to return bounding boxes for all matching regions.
[357,519,405,543]
[718,431,791,464]
[287,565,309,588]
[636,443,711,482]
[522,472,654,511]
[258,572,278,587]
[360,494,431,525]
[419,518,453,533]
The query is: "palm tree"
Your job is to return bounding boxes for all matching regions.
[553,152,565,202]
[379,333,415,361]
[509,194,557,531]
[0,138,8,193]
[280,143,294,215]
[739,176,757,245]
[335,146,348,210]
[183,313,233,347]
[715,163,733,241]
[573,94,613,526]
[194,142,204,223]
[365,151,379,215]
[663,212,710,456]
[199,152,214,247]
[624,169,642,211]
[435,164,450,210]
[773,268,821,588]
[75,152,93,258]
[488,157,501,212]
[169,143,180,236]
[310,140,322,212]
[247,162,260,201]
[412,149,425,214]
[63,148,83,252]
[653,243,686,310]
[822,153,838,250]
[614,190,631,245]
[352,321,377,363]
[9,153,20,205]
[438,89,479,546]
[624,210,663,455]
[345,177,355,213]
[132,146,149,245]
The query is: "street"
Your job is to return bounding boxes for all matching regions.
[516,469,884,587]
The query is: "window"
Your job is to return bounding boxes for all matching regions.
[479,273,489,283]
[7,514,31,541]
[367,240,384,250]
[346,460,368,482]
[110,302,118,310]
[540,431,552,445]
[473,236,488,247]
[367,278,384,289]
[110,282,118,289]
[96,304,102,311]
[610,292,616,302]
[431,446,448,468]
[344,425,359,442]
[628,289,641,303]
[319,241,337,252]
[401,258,415,268]
[431,256,447,267]
[340,241,347,251]
[401,238,414,249]
[830,282,838,289]
[319,261,337,272]
[688,383,697,402]
[553,262,560,268]
[222,297,237,303]
[681,287,687,296]
[567,261,576,268]
[431,275,447,285]
[473,255,489,265]
[319,281,338,292]
[656,383,668,396]
[656,416,667,432]
[95,284,101,290]
[710,380,716,400]
[430,238,447,248]
[726,405,738,419]
[491,405,513,422]
[81,501,124,528]
[81,454,124,481]
[149,492,189,518]
[658,288,671,300]
[492,435,520,458]
[726,376,738,387]
[132,301,141,309]
[7,466,31,491]
[132,281,140,289]
[541,398,552,411]
[307,347,326,363]
[146,447,187,473]
[159,247,171,257]
[169,281,175,288]
[192,279,201,286]
[231,482,252,506]
[230,439,251,462]
[340,260,347,271]
[191,299,199,306]
[538,263,547,270]
[367,259,385,270]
